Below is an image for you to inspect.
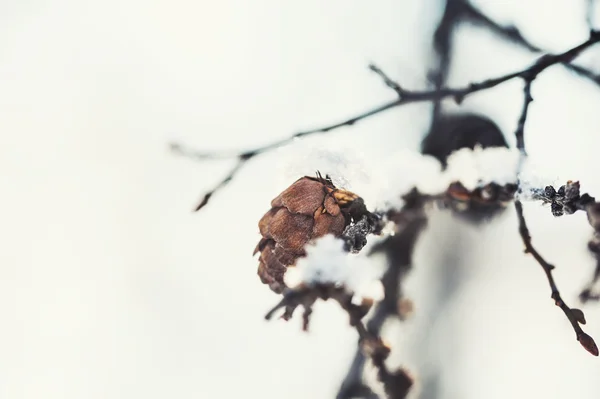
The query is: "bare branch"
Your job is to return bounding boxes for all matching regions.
[514,199,599,356]
[338,190,429,399]
[192,159,245,211]
[265,285,413,399]
[460,0,541,52]
[527,181,600,303]
[515,78,534,157]
[461,0,600,85]
[368,64,406,97]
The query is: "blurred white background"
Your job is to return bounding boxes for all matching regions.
[1,0,600,398]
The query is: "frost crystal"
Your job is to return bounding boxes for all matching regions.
[284,235,384,301]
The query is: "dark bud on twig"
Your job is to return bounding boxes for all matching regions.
[578,332,599,356]
[544,185,556,199]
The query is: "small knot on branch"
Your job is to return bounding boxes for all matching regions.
[368,63,406,97]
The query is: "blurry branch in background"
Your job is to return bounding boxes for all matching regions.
[337,191,429,399]
[460,0,600,84]
[171,31,600,212]
[265,286,413,399]
[458,0,540,52]
[337,2,465,397]
[587,0,598,32]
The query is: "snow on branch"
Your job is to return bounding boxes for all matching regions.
[172,31,600,212]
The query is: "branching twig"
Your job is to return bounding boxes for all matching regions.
[460,0,540,52]
[527,181,600,303]
[368,64,406,97]
[173,31,600,212]
[265,285,413,399]
[461,0,600,85]
[337,191,429,399]
[514,200,599,356]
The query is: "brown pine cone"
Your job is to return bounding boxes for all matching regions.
[253,174,366,293]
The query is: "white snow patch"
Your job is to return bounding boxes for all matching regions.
[284,235,384,301]
[444,146,520,190]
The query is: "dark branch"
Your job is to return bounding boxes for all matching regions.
[368,64,406,97]
[460,0,541,52]
[337,191,429,399]
[515,78,533,156]
[173,31,600,211]
[266,285,413,399]
[514,199,598,356]
[429,0,462,119]
[460,0,600,85]
[526,181,600,302]
[192,159,245,211]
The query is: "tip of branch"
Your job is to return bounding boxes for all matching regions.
[193,192,212,211]
[169,142,182,153]
[578,332,599,356]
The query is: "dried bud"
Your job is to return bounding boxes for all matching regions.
[578,332,599,356]
[254,175,367,293]
[544,185,556,199]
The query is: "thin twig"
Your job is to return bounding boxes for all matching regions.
[515,78,533,158]
[527,182,600,302]
[192,159,245,211]
[174,31,600,211]
[514,200,598,355]
[460,0,541,52]
[368,64,405,97]
[461,0,600,84]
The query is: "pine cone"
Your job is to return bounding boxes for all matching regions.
[253,174,365,293]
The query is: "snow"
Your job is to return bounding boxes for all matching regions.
[284,234,385,302]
